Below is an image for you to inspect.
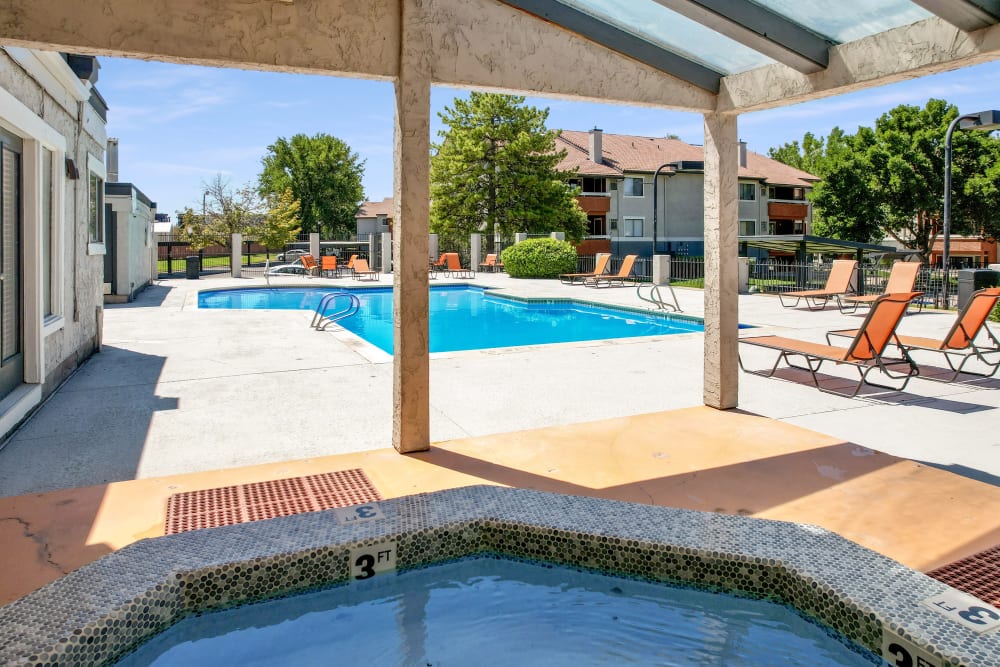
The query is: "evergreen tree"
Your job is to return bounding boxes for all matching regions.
[259,133,365,237]
[430,92,587,248]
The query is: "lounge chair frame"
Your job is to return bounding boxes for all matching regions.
[441,252,475,278]
[584,254,638,288]
[739,292,922,397]
[319,255,340,278]
[479,253,503,273]
[351,257,381,281]
[838,261,922,314]
[828,287,1000,382]
[560,253,610,285]
[777,259,857,311]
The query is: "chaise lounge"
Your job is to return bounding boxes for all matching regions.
[560,252,610,285]
[778,259,857,311]
[739,291,922,396]
[351,257,380,281]
[584,254,638,288]
[839,260,921,314]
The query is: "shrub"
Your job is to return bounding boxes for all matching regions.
[501,238,577,278]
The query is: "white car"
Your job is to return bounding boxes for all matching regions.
[276,249,308,262]
[267,263,306,276]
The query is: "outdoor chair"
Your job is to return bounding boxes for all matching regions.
[839,261,921,313]
[320,255,340,278]
[827,287,1000,382]
[480,253,503,273]
[345,254,359,277]
[351,257,380,281]
[560,253,611,285]
[297,254,320,277]
[778,259,857,311]
[584,254,638,288]
[443,252,475,278]
[739,292,922,396]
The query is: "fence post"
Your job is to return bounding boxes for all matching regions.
[470,233,482,272]
[231,233,242,278]
[429,233,439,263]
[515,232,528,244]
[653,255,671,285]
[381,232,392,274]
[550,231,565,241]
[309,232,320,260]
[737,257,749,294]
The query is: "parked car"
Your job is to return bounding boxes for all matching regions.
[276,248,308,262]
[267,263,307,276]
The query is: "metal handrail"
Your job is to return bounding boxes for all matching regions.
[636,283,681,312]
[311,292,361,330]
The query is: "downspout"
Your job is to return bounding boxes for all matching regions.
[73,100,84,322]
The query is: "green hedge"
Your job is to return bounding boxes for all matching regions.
[501,238,577,278]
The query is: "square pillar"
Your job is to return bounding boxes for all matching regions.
[392,0,432,453]
[702,113,739,410]
[231,233,242,278]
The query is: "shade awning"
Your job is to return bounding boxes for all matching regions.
[740,234,898,255]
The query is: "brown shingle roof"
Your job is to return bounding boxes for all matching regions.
[555,130,818,187]
[356,197,393,218]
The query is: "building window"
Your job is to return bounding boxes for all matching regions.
[739,220,757,236]
[623,177,643,197]
[588,216,607,236]
[739,183,756,201]
[622,217,643,237]
[88,170,103,243]
[42,148,53,317]
[582,177,606,193]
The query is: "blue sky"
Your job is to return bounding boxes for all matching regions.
[98,56,1000,220]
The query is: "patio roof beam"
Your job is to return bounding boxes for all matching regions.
[498,0,724,92]
[719,17,1000,113]
[910,0,1000,32]
[651,0,831,73]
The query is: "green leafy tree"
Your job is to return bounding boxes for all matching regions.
[259,188,302,251]
[205,174,265,244]
[258,133,365,237]
[430,93,587,248]
[176,207,213,250]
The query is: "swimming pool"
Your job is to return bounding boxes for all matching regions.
[198,286,707,353]
[115,557,876,665]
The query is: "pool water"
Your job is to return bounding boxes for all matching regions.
[198,286,705,353]
[115,558,878,666]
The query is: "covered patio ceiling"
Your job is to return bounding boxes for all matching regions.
[741,235,898,256]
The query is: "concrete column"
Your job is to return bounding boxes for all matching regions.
[429,234,439,262]
[652,255,671,285]
[309,233,320,260]
[231,233,242,278]
[515,233,528,244]
[392,0,432,453]
[737,256,749,294]
[550,231,565,241]
[381,232,393,274]
[702,113,739,410]
[470,233,482,272]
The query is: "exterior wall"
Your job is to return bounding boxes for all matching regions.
[106,188,154,300]
[660,173,706,241]
[355,215,390,238]
[0,47,106,435]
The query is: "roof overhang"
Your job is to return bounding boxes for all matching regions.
[741,235,897,256]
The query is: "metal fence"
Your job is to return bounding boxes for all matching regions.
[574,253,652,282]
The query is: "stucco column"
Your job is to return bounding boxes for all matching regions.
[392,0,431,453]
[702,113,739,409]
[231,233,242,278]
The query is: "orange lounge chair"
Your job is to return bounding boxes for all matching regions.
[480,253,503,272]
[560,253,611,285]
[739,292,922,396]
[351,257,380,281]
[828,287,1000,382]
[585,254,638,287]
[778,259,857,310]
[840,261,921,313]
[443,252,475,278]
[320,255,340,278]
[298,254,320,277]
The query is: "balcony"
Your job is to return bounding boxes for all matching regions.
[768,201,808,220]
[576,194,611,215]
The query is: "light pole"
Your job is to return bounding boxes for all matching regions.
[942,109,1000,307]
[202,190,208,227]
[651,163,671,257]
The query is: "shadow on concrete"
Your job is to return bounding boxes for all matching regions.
[106,283,174,308]
[918,461,1000,488]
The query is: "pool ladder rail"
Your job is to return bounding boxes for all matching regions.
[311,292,361,331]
[636,283,682,312]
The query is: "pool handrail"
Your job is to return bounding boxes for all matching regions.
[310,292,361,331]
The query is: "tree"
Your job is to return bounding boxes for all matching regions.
[178,175,264,249]
[258,188,302,251]
[258,133,365,237]
[430,92,587,248]
[176,207,213,250]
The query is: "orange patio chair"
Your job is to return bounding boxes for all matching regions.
[584,254,638,287]
[297,254,319,277]
[351,257,380,281]
[739,292,922,396]
[444,252,475,278]
[828,287,1000,382]
[778,259,857,310]
[320,255,340,278]
[840,261,921,313]
[480,253,503,272]
[560,252,611,285]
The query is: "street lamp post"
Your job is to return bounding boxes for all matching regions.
[651,163,671,257]
[942,109,1000,307]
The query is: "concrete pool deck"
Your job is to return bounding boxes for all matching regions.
[0,271,998,605]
